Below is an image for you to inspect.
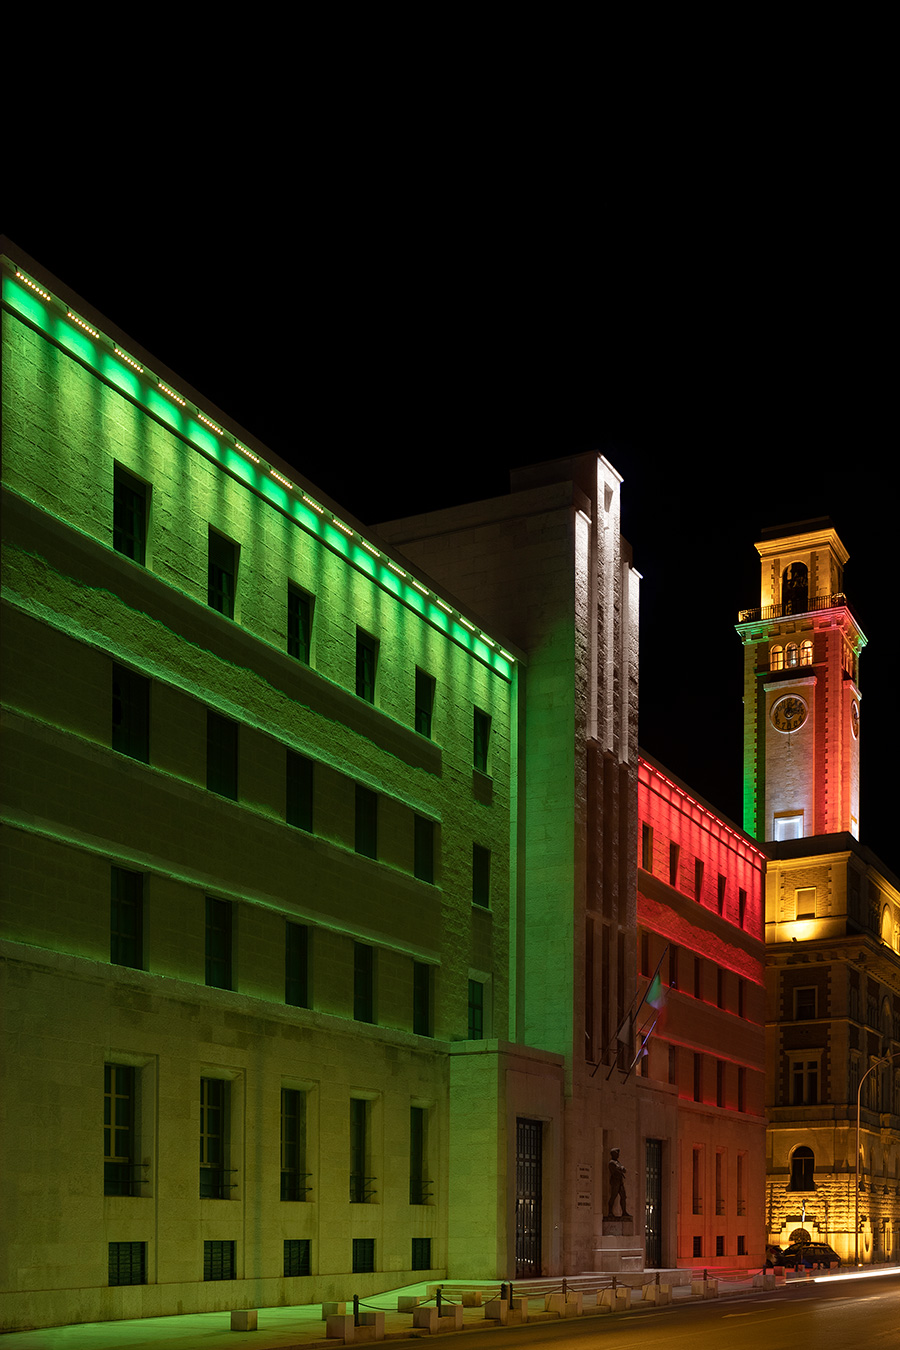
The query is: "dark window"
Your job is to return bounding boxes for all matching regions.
[668,1046,677,1086]
[415,669,435,737]
[200,1078,228,1198]
[111,867,143,969]
[411,1237,432,1270]
[104,1065,136,1196]
[640,930,650,977]
[285,922,309,1008]
[410,1106,429,1204]
[474,708,491,773]
[716,1235,724,1257]
[694,859,704,901]
[352,1238,375,1273]
[353,943,374,1023]
[738,978,745,1018]
[792,1060,819,1106]
[208,530,238,618]
[286,752,313,832]
[738,1067,746,1113]
[641,823,653,871]
[669,842,680,887]
[694,957,702,999]
[109,1241,146,1286]
[788,1146,816,1191]
[693,1236,702,1258]
[112,664,150,763]
[287,586,313,663]
[414,816,434,884]
[795,987,817,1019]
[691,1147,701,1214]
[113,465,148,565]
[472,844,491,907]
[350,1098,371,1203]
[205,897,232,990]
[355,786,377,859]
[737,1235,746,1256]
[717,968,725,1009]
[738,888,747,927]
[717,1060,725,1107]
[717,874,726,915]
[669,944,679,990]
[203,1240,235,1280]
[693,1053,703,1103]
[413,962,431,1036]
[207,711,238,800]
[468,979,484,1040]
[356,631,378,703]
[281,1088,308,1201]
[284,1239,311,1277]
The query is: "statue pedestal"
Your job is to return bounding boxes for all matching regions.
[602,1217,634,1235]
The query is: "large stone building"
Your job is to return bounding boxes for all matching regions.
[737,523,900,1262]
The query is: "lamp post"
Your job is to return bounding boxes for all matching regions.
[854,1051,900,1265]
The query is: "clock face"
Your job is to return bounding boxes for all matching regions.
[771,694,809,733]
[851,700,860,739]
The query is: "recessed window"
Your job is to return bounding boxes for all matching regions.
[350,1099,372,1203]
[716,1235,725,1256]
[356,631,378,703]
[692,1236,702,1258]
[409,1106,429,1205]
[640,930,650,977]
[109,1241,146,1286]
[353,943,375,1023]
[694,859,704,901]
[113,465,148,566]
[286,752,313,832]
[791,1058,819,1106]
[281,1088,308,1201]
[738,1067,746,1113]
[693,1052,703,1102]
[716,1060,725,1107]
[200,1078,228,1198]
[738,888,747,927]
[352,1237,375,1273]
[693,957,702,999]
[774,812,804,841]
[794,986,817,1019]
[716,968,725,1009]
[691,1147,702,1214]
[203,1240,235,1280]
[413,962,431,1037]
[284,1239,311,1277]
[207,711,238,800]
[669,842,680,887]
[468,979,484,1040]
[795,887,816,919]
[800,640,813,666]
[287,586,313,664]
[668,1047,677,1086]
[415,669,435,738]
[208,530,238,619]
[669,944,679,991]
[770,645,784,671]
[285,922,309,1009]
[355,786,378,859]
[641,823,653,872]
[112,664,150,763]
[474,708,491,774]
[111,867,143,969]
[104,1065,137,1196]
[411,1237,432,1270]
[717,874,726,915]
[788,1145,816,1191]
[414,816,434,884]
[785,642,799,668]
[472,844,491,908]
[738,978,745,1018]
[737,1235,746,1256]
[205,897,232,991]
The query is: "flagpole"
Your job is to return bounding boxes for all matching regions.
[593,945,668,1079]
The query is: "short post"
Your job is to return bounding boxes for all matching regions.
[436,1287,442,1316]
[562,1277,567,1298]
[353,1294,360,1327]
[509,1281,514,1302]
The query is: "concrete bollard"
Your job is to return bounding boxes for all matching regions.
[691,1278,718,1299]
[358,1311,385,1339]
[326,1314,355,1341]
[440,1306,465,1330]
[599,1286,630,1312]
[642,1283,671,1305]
[323,1302,347,1318]
[565,1292,584,1316]
[509,1296,529,1323]
[544,1291,565,1314]
[461,1291,482,1307]
[413,1307,439,1333]
[484,1297,509,1324]
[230,1309,258,1331]
[397,1296,420,1311]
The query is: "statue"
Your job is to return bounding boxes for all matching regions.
[607,1147,631,1219]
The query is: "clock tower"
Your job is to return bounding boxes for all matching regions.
[736,519,866,843]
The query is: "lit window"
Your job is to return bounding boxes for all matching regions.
[800,640,813,666]
[770,645,784,671]
[785,642,799,668]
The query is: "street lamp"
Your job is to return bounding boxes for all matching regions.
[855,1051,900,1265]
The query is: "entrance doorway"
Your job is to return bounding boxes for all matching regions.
[515,1118,542,1277]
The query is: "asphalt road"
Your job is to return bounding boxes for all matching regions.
[389,1273,900,1350]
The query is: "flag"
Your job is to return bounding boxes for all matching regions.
[646,972,666,1010]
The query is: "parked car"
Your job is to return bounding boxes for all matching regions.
[766,1244,785,1267]
[779,1242,841,1269]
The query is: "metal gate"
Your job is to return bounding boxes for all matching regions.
[645,1138,662,1268]
[515,1118,542,1278]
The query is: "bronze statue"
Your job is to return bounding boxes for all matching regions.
[607,1147,631,1218]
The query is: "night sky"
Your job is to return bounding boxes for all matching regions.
[3,207,894,872]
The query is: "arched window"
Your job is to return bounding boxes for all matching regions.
[771,646,784,671]
[788,1146,816,1191]
[782,562,809,614]
[881,907,893,946]
[785,643,799,668]
[800,640,813,666]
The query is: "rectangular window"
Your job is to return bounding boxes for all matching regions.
[111,867,143,969]
[350,1098,371,1203]
[207,711,238,800]
[717,874,726,915]
[355,786,377,859]
[414,816,434,884]
[200,1077,228,1198]
[286,751,313,832]
[468,979,484,1040]
[737,1234,746,1256]
[473,708,491,773]
[112,664,150,763]
[352,1238,375,1273]
[716,1060,725,1108]
[794,986,817,1019]
[284,1239,311,1277]
[641,823,653,871]
[353,943,374,1023]
[669,944,679,990]
[693,1236,702,1258]
[693,1052,703,1103]
[694,859,704,901]
[716,968,725,1009]
[287,586,313,663]
[738,978,745,1018]
[738,1067,746,1113]
[415,669,435,738]
[692,1147,702,1214]
[205,897,232,991]
[410,1106,429,1204]
[356,631,378,703]
[693,957,702,999]
[738,887,747,927]
[203,1239,235,1280]
[716,1234,725,1256]
[668,1046,677,1086]
[413,962,431,1037]
[411,1237,432,1271]
[113,465,148,565]
[285,922,309,1008]
[640,930,649,977]
[281,1088,308,1201]
[472,844,491,908]
[104,1065,136,1196]
[737,1153,746,1215]
[669,842,680,887]
[208,530,238,618]
[792,1058,819,1105]
[796,886,817,919]
[109,1241,146,1286]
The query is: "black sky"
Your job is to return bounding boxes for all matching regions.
[3,191,894,869]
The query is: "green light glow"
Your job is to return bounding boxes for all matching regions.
[1,255,514,682]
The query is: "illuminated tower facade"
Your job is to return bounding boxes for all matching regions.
[736,521,865,844]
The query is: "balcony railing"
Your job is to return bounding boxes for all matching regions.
[737,593,847,623]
